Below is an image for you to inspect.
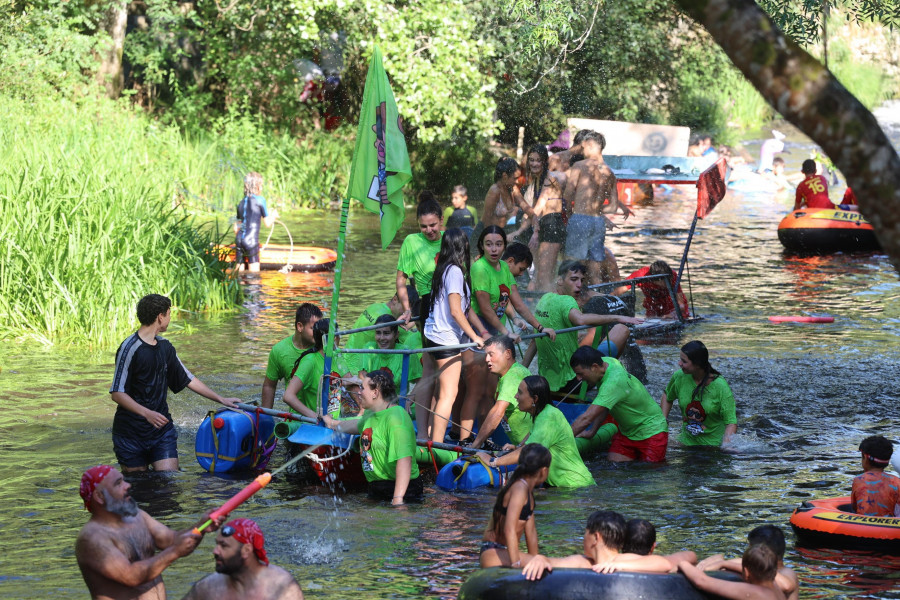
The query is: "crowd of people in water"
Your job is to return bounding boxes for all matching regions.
[75,133,891,600]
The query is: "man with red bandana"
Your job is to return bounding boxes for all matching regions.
[182,518,304,599]
[75,465,216,600]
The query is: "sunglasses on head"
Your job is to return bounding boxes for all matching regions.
[221,525,236,537]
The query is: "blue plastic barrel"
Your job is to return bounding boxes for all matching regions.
[436,457,514,491]
[195,409,275,473]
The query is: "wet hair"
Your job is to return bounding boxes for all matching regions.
[502,242,533,268]
[648,260,675,278]
[374,313,399,334]
[495,157,520,182]
[772,157,785,167]
[573,129,590,146]
[243,171,263,196]
[484,335,516,361]
[137,294,171,326]
[558,260,587,277]
[521,375,552,418]
[526,144,550,198]
[295,302,323,326]
[859,435,893,465]
[491,444,551,535]
[570,345,606,370]
[416,190,443,220]
[365,369,397,402]
[428,228,472,316]
[453,185,467,196]
[742,544,778,583]
[622,519,656,555]
[477,225,507,258]
[801,159,817,175]
[747,525,786,560]
[580,130,606,151]
[681,341,721,403]
[585,511,627,551]
[293,318,333,373]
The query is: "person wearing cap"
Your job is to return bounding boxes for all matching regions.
[182,518,304,600]
[75,465,217,600]
[261,303,323,409]
[110,294,240,472]
[851,435,900,517]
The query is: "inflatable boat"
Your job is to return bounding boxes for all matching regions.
[458,567,741,600]
[777,209,880,254]
[217,244,338,272]
[790,496,900,553]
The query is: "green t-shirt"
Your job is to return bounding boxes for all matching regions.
[664,370,737,446]
[496,362,533,445]
[592,357,667,441]
[291,351,349,416]
[534,293,580,391]
[265,335,305,385]
[397,232,443,295]
[362,342,423,387]
[344,303,411,373]
[471,257,517,326]
[528,405,595,488]
[356,405,420,483]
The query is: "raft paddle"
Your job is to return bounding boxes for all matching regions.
[192,443,321,534]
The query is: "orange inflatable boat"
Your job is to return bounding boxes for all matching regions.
[217,244,337,272]
[790,497,900,553]
[777,208,880,254]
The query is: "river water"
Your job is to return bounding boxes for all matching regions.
[2,108,900,599]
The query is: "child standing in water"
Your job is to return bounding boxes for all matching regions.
[851,435,900,516]
[233,172,278,272]
[479,444,551,568]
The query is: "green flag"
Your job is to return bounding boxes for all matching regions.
[347,46,412,249]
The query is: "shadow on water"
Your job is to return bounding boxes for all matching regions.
[2,111,900,598]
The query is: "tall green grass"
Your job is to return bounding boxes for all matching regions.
[0,95,244,348]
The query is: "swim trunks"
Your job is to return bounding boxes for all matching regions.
[538,212,566,244]
[608,430,668,462]
[565,213,607,262]
[113,427,178,468]
[235,239,260,266]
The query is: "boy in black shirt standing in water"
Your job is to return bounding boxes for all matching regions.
[109,294,240,472]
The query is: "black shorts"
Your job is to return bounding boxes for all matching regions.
[538,212,566,244]
[424,334,462,361]
[113,427,178,468]
[368,476,424,503]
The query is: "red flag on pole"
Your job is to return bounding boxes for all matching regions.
[696,158,729,219]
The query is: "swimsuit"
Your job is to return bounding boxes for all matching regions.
[479,541,507,554]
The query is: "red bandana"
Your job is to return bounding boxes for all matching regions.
[225,518,269,565]
[80,465,113,511]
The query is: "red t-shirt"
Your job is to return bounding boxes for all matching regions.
[795,174,832,209]
[627,266,689,319]
[851,471,900,517]
[843,187,858,207]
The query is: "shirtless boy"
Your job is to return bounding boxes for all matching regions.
[522,510,676,580]
[680,544,786,600]
[182,518,304,600]
[563,130,633,286]
[75,465,213,600]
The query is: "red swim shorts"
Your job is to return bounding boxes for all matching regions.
[608,431,668,463]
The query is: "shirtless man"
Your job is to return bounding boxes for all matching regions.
[75,465,213,600]
[182,518,304,600]
[563,130,633,286]
[548,129,588,172]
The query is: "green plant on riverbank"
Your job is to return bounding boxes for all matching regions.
[0,95,244,348]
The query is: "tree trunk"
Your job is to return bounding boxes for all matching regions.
[97,0,128,98]
[673,0,900,271]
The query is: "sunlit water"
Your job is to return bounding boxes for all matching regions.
[2,106,900,598]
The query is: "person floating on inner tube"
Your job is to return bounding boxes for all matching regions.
[679,544,786,600]
[696,524,799,600]
[521,511,685,581]
[851,435,900,517]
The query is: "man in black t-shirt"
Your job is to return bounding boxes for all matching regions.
[110,294,240,472]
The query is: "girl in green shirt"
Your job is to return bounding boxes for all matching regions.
[323,370,422,505]
[283,319,354,419]
[659,340,737,447]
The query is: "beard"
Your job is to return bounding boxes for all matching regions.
[101,489,139,517]
[215,552,244,575]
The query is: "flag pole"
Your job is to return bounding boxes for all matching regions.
[322,196,349,416]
